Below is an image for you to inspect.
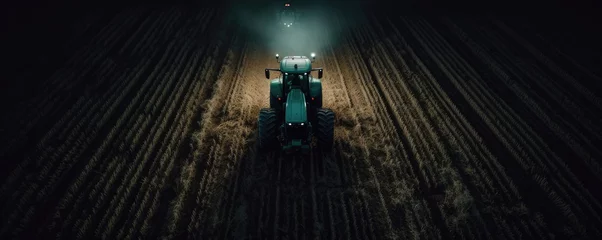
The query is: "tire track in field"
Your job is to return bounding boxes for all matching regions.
[90,15,197,239]
[469,19,602,190]
[381,14,548,239]
[8,8,223,239]
[115,10,223,239]
[88,9,217,238]
[530,31,602,84]
[316,8,450,240]
[0,11,156,239]
[0,9,144,189]
[0,9,149,171]
[399,15,600,239]
[436,16,600,235]
[436,17,602,237]
[1,8,176,239]
[162,18,242,239]
[505,17,602,83]
[324,11,401,240]
[338,11,454,239]
[454,18,602,184]
[64,10,194,234]
[186,36,249,239]
[402,16,561,238]
[490,18,602,112]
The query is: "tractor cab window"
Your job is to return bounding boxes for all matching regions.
[283,73,309,93]
[292,74,301,85]
[286,74,310,91]
[284,74,298,89]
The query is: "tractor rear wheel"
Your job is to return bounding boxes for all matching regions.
[315,108,335,151]
[258,108,279,150]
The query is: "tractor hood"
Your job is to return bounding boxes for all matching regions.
[285,89,307,123]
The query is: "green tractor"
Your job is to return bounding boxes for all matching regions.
[258,53,335,154]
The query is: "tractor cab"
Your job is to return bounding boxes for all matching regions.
[276,55,319,96]
[285,72,303,87]
[282,71,309,94]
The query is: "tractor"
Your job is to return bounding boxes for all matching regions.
[278,3,300,29]
[258,54,335,154]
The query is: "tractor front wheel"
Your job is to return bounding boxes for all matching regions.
[258,108,279,151]
[315,108,335,151]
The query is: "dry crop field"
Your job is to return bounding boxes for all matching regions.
[1,2,601,239]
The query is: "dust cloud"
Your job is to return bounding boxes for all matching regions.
[227,0,364,57]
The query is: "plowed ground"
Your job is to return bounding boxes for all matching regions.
[1,4,601,240]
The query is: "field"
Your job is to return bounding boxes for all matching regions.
[1,2,602,239]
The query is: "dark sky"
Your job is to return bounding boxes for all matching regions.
[1,0,599,90]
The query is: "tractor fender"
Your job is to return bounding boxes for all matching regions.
[270,79,284,109]
[309,78,322,108]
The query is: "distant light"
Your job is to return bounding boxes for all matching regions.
[284,22,286,25]
[311,53,315,57]
[287,25,290,27]
[288,123,292,126]
[300,123,304,126]
[276,53,279,57]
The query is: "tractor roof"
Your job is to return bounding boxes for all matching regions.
[280,56,312,74]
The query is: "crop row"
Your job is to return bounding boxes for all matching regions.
[0,8,224,239]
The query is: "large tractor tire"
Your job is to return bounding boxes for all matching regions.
[258,108,279,150]
[315,108,335,150]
